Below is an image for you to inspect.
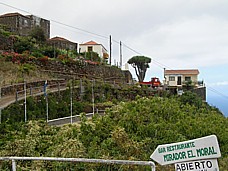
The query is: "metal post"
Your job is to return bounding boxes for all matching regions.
[149,161,156,171]
[30,86,32,96]
[12,159,16,171]
[58,82,60,97]
[46,96,48,122]
[0,87,1,124]
[43,80,49,122]
[24,82,27,122]
[70,81,73,124]
[0,108,1,124]
[92,80,95,115]
[16,91,18,102]
[80,79,82,94]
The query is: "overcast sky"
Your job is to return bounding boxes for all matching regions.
[1,0,228,114]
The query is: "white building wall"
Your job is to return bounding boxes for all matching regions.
[79,45,104,58]
[165,74,198,86]
[165,75,179,86]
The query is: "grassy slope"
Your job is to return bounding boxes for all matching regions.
[0,60,52,86]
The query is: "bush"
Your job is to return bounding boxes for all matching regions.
[18,63,35,75]
[13,37,34,53]
[31,51,43,58]
[37,56,49,65]
[29,26,46,43]
[40,46,60,58]
[179,91,203,108]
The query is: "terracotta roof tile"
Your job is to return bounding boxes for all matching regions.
[79,40,108,52]
[0,12,24,18]
[165,69,199,75]
[48,36,75,43]
[81,40,99,45]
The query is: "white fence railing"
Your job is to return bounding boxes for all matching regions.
[48,110,106,126]
[0,156,156,171]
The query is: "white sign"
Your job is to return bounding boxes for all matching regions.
[150,135,221,165]
[175,159,219,171]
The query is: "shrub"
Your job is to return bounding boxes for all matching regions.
[37,56,49,65]
[13,37,34,53]
[31,51,43,58]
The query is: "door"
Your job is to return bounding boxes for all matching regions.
[177,76,182,85]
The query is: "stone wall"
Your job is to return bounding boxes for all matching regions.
[0,34,10,50]
[0,61,133,97]
[35,60,132,83]
[192,87,206,101]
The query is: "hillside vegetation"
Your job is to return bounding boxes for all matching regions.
[0,59,52,86]
[0,26,121,86]
[0,94,227,170]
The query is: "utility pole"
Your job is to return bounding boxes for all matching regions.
[120,41,122,69]
[109,35,112,65]
[164,68,166,80]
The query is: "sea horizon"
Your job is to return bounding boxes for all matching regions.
[207,95,228,117]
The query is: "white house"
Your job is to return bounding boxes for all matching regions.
[79,41,109,61]
[164,69,200,87]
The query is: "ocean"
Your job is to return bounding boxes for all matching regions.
[207,96,228,117]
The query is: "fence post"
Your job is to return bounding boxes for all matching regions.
[24,82,27,122]
[15,91,18,102]
[0,87,1,124]
[0,108,1,124]
[58,82,60,97]
[70,80,73,124]
[30,86,32,96]
[149,161,156,171]
[12,159,16,171]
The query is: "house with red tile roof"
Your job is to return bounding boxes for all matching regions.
[47,36,78,51]
[164,69,206,99]
[79,40,109,61]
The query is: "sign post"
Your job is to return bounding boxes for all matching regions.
[150,135,221,166]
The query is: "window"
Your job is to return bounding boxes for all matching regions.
[88,46,93,52]
[22,19,28,27]
[185,76,191,81]
[169,76,175,81]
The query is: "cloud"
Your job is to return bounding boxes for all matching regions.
[126,15,228,69]
[208,81,228,86]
